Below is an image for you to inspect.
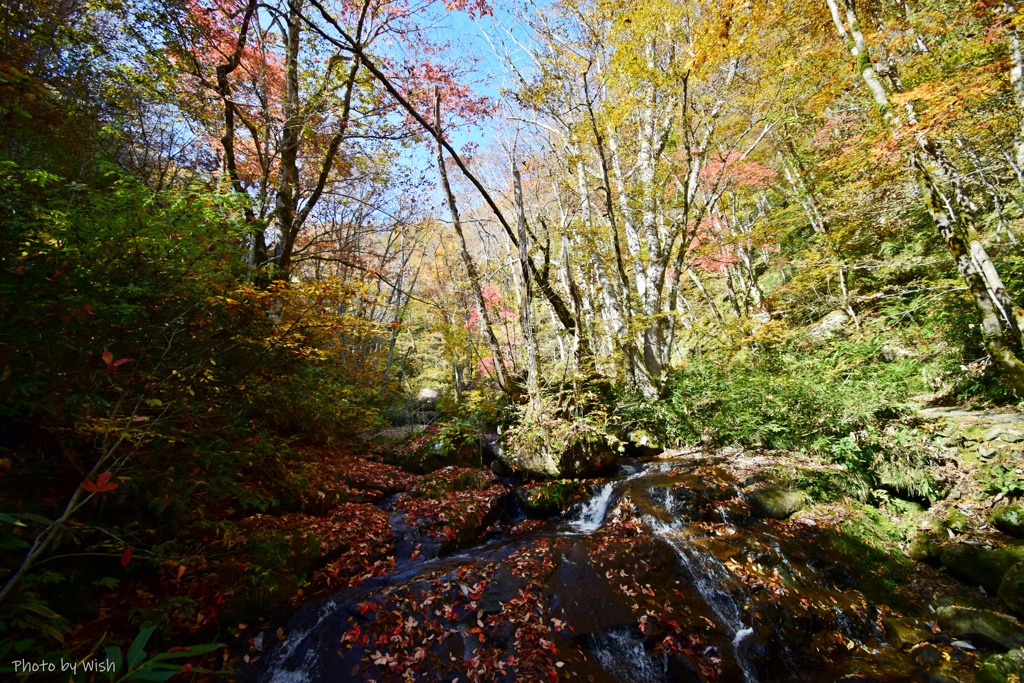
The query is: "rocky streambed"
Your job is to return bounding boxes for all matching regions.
[234,449,1024,682]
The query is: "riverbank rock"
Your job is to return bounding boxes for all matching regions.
[883,617,933,649]
[747,485,808,520]
[991,504,1024,539]
[939,544,1024,593]
[393,468,506,556]
[998,563,1024,618]
[936,605,1024,650]
[515,480,584,517]
[500,437,617,480]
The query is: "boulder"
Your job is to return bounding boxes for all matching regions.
[936,605,1024,650]
[939,544,1024,593]
[808,309,852,341]
[944,507,972,534]
[477,565,531,616]
[514,480,583,517]
[880,344,915,363]
[501,437,617,480]
[748,485,808,520]
[882,617,933,649]
[999,562,1024,618]
[991,504,1024,539]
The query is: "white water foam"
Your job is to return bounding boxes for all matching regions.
[571,482,615,533]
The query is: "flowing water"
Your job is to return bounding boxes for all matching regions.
[241,453,969,682]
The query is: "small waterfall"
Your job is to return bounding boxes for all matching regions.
[590,626,667,682]
[571,482,615,533]
[647,517,759,683]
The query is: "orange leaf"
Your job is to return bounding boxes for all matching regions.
[121,547,132,567]
[102,348,113,367]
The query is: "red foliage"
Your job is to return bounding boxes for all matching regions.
[82,471,119,493]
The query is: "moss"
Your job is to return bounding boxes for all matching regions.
[516,480,583,516]
[824,502,915,601]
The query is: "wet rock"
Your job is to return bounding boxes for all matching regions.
[913,674,960,683]
[936,604,1024,650]
[939,543,1024,592]
[543,548,635,637]
[748,485,808,520]
[883,617,933,649]
[998,562,1024,617]
[975,649,1024,683]
[914,643,943,666]
[478,565,530,616]
[990,503,1024,539]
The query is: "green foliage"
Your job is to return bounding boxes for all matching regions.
[0,159,388,655]
[658,337,924,451]
[94,624,223,682]
[975,456,1024,496]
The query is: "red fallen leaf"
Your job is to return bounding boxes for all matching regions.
[121,547,132,567]
[83,471,118,493]
[102,348,113,367]
[112,358,134,368]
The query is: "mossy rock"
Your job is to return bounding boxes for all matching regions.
[939,543,1024,593]
[999,562,1024,618]
[882,616,932,649]
[502,438,617,480]
[909,516,948,561]
[945,507,972,533]
[747,485,808,520]
[991,503,1024,539]
[515,480,583,517]
[937,605,1024,650]
[623,429,662,457]
[975,648,1024,683]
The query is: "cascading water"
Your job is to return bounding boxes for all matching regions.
[645,516,760,683]
[245,454,971,683]
[570,482,615,533]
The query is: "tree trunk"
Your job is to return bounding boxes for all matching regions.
[274,0,303,276]
[826,0,1024,393]
[433,89,513,397]
[513,158,540,396]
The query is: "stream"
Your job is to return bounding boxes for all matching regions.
[240,453,970,682]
